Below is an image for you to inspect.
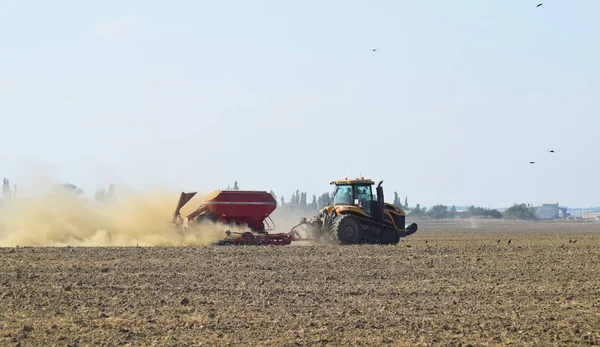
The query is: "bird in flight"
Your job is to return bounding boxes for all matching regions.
[549,150,555,153]
[537,3,543,8]
[371,48,379,52]
[530,161,535,164]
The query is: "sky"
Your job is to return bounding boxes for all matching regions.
[0,1,599,208]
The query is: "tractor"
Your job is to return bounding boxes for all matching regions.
[301,177,418,245]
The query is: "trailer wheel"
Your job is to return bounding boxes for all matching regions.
[333,215,363,245]
[241,232,257,245]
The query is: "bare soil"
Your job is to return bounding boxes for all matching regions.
[1,220,600,346]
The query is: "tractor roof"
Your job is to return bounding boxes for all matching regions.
[330,178,375,186]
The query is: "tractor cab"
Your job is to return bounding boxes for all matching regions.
[330,178,385,220]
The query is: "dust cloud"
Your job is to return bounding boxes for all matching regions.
[467,218,480,229]
[269,208,339,246]
[0,186,246,247]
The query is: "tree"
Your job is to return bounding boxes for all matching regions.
[2,178,11,203]
[105,184,116,203]
[504,203,538,220]
[427,204,448,219]
[311,194,317,210]
[300,192,307,207]
[486,209,503,219]
[449,205,458,218]
[411,203,424,217]
[393,192,401,207]
[317,192,331,209]
[95,189,106,203]
[466,205,503,219]
[468,205,485,217]
[404,196,408,210]
[95,184,116,204]
[269,190,277,205]
[233,181,240,191]
[54,183,84,196]
[280,196,285,207]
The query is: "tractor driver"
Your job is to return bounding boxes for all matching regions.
[357,188,368,206]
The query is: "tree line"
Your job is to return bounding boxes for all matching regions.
[227,181,540,220]
[401,203,538,220]
[48,182,118,205]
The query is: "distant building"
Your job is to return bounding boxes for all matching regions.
[558,207,569,219]
[536,202,569,219]
[584,213,600,221]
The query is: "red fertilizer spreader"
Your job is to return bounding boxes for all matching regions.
[172,190,310,245]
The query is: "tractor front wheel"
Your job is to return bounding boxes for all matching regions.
[332,215,363,245]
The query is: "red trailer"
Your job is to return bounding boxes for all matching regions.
[172,190,311,245]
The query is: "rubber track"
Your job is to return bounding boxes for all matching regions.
[352,214,397,233]
[327,214,390,244]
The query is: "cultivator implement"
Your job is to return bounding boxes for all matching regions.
[173,190,313,246]
[214,220,312,245]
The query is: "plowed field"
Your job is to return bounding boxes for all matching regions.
[1,221,600,346]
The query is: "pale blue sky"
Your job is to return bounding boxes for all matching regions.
[1,1,598,208]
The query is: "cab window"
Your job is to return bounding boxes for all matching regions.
[356,185,373,214]
[333,185,353,205]
[356,185,372,202]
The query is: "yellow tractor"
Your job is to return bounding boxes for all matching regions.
[302,177,418,245]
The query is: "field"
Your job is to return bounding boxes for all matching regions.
[1,220,600,346]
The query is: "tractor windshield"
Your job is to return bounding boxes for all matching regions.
[333,185,353,205]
